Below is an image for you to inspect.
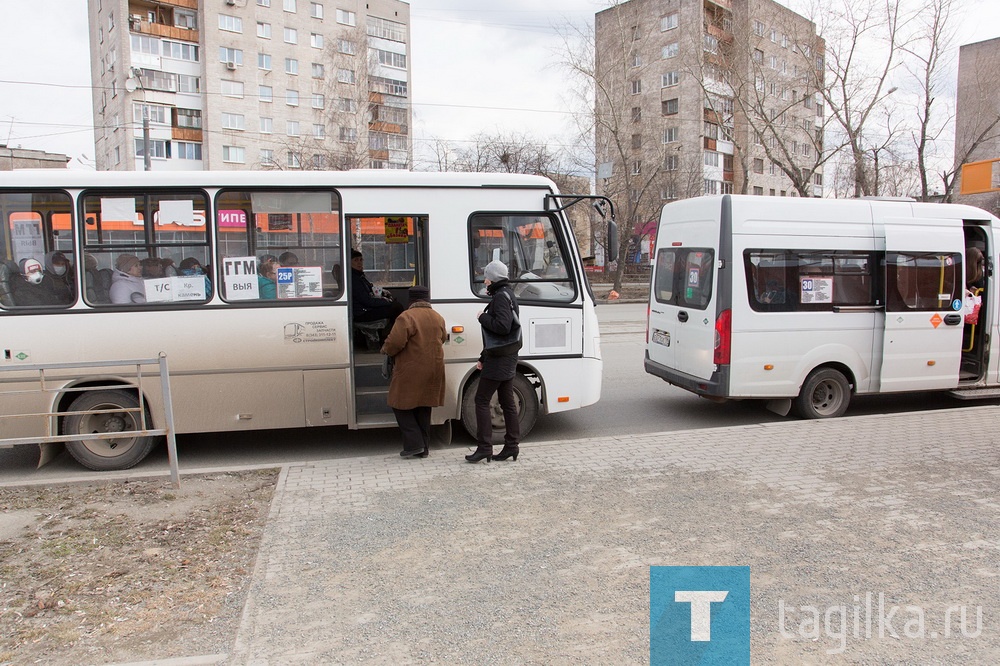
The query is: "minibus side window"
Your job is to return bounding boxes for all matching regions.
[886,252,961,312]
[1,191,76,310]
[747,250,876,312]
[653,249,676,303]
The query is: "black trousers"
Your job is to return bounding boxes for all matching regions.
[474,376,519,447]
[393,406,432,452]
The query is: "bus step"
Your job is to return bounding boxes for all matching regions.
[947,388,1000,400]
[354,364,390,388]
[356,388,390,414]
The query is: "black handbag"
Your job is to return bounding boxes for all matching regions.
[482,292,522,356]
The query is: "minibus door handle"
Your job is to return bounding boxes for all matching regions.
[943,313,962,326]
[677,311,689,323]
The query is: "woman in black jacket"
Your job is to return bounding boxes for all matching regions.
[467,259,521,463]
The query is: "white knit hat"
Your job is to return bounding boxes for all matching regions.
[484,259,509,282]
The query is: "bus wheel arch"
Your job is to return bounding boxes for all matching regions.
[61,387,158,471]
[460,367,541,443]
[794,366,853,419]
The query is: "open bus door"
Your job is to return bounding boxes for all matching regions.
[346,215,427,427]
[879,220,965,393]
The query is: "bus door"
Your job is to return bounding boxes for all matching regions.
[879,221,965,392]
[346,215,427,427]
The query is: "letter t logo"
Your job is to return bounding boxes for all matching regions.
[674,590,729,641]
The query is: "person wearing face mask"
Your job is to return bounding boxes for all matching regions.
[179,257,212,297]
[44,251,74,304]
[11,258,61,306]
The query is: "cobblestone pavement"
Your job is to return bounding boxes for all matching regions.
[220,405,1000,665]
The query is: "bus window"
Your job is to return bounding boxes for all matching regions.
[746,250,875,312]
[886,252,961,311]
[1,191,76,310]
[81,189,212,307]
[216,189,342,302]
[469,214,576,303]
[654,247,714,309]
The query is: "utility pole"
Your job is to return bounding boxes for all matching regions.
[127,67,151,171]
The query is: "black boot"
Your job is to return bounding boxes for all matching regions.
[494,444,519,461]
[465,444,493,463]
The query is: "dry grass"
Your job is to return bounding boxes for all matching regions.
[0,470,278,665]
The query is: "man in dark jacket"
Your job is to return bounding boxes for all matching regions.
[350,249,403,327]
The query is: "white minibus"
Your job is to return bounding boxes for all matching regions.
[645,195,997,417]
[0,170,615,470]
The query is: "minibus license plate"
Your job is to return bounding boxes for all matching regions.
[652,329,670,346]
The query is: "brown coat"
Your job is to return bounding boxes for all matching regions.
[380,301,447,410]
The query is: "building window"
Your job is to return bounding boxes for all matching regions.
[219,14,243,33]
[662,98,679,115]
[222,112,245,130]
[258,0,270,5]
[631,53,642,68]
[175,108,202,128]
[312,93,324,109]
[260,116,273,133]
[178,75,200,93]
[754,186,764,196]
[285,58,298,75]
[162,41,198,62]
[704,179,720,195]
[312,63,325,78]
[287,120,300,136]
[663,127,678,143]
[220,47,243,66]
[259,85,273,102]
[630,80,642,95]
[662,71,679,87]
[813,172,823,186]
[631,106,641,122]
[286,89,299,106]
[284,0,296,12]
[336,9,356,26]
[257,22,271,38]
[704,151,721,167]
[753,49,764,64]
[753,158,764,174]
[661,13,678,31]
[258,53,272,70]
[134,139,168,159]
[338,69,356,84]
[339,98,357,113]
[221,80,244,98]
[310,2,324,18]
[632,160,642,175]
[662,42,679,59]
[313,124,325,138]
[223,145,245,163]
[175,141,202,160]
[311,33,324,49]
[340,127,357,142]
[704,34,718,54]
[664,155,679,171]
[288,151,301,168]
[284,28,297,44]
[373,48,406,69]
[261,149,275,165]
[631,134,642,149]
[753,20,765,37]
[338,39,355,55]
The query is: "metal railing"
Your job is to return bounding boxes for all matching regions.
[0,354,180,487]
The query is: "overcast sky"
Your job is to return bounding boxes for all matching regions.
[0,0,998,171]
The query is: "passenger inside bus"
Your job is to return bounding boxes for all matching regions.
[84,254,112,304]
[278,251,300,267]
[110,254,146,304]
[350,249,404,346]
[10,258,62,307]
[179,257,212,295]
[258,254,279,299]
[44,251,74,303]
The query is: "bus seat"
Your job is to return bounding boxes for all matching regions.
[86,268,113,304]
[0,260,17,307]
[354,318,388,351]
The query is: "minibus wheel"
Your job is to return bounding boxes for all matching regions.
[794,369,850,419]
[460,373,539,443]
[63,390,157,471]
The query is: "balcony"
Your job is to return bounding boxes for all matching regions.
[704,0,732,10]
[172,127,202,142]
[705,23,733,43]
[130,19,198,43]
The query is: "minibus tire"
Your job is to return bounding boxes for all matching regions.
[63,390,157,471]
[460,373,539,444]
[794,369,850,419]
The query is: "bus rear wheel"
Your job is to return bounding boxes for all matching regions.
[461,373,539,444]
[794,369,850,419]
[63,390,157,471]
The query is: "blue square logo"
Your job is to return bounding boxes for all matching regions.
[650,566,750,665]
[276,267,295,284]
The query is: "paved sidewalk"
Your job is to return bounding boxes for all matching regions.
[216,404,1000,665]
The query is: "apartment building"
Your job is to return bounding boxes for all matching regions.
[87,0,411,171]
[594,0,824,214]
[953,36,1000,212]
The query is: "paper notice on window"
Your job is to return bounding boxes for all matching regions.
[223,256,260,300]
[144,277,173,302]
[800,276,833,303]
[157,199,196,226]
[173,275,207,301]
[277,266,324,299]
[101,197,140,224]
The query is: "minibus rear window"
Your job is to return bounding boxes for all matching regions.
[653,247,714,309]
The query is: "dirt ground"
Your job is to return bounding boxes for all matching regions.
[0,470,278,666]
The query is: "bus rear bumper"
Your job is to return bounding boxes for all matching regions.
[643,353,727,398]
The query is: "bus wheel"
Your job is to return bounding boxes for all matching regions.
[794,369,850,419]
[461,373,539,444]
[63,390,158,471]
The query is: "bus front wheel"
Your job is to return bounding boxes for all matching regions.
[794,369,850,419]
[461,373,539,444]
[63,390,158,471]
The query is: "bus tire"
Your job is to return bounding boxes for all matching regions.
[794,369,850,419]
[63,390,158,471]
[460,373,539,444]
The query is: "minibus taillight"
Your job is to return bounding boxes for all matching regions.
[714,308,732,366]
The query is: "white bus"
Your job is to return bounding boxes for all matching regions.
[0,170,616,470]
[645,195,997,418]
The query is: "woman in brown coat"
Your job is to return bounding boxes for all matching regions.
[380,285,448,458]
